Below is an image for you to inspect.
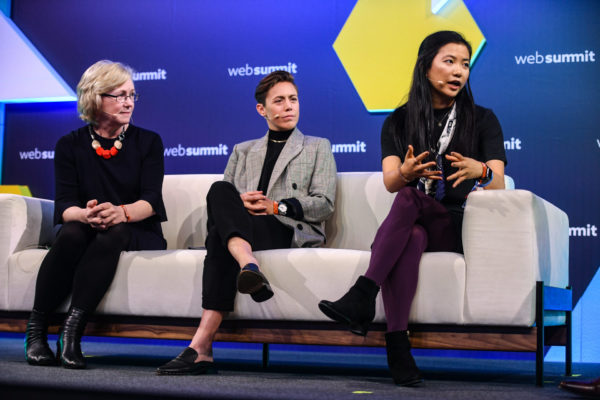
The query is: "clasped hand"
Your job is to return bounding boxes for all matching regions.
[401,146,483,188]
[83,199,126,230]
[240,191,274,215]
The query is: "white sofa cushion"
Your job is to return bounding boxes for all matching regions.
[160,174,223,250]
[7,248,467,325]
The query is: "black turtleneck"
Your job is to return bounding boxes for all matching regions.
[257,128,294,193]
[255,128,304,220]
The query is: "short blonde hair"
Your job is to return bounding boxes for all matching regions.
[77,60,133,124]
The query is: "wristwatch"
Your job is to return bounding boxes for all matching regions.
[479,163,493,186]
[277,201,288,216]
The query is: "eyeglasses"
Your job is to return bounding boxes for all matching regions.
[101,93,140,103]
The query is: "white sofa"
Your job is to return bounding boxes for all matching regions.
[0,172,568,324]
[0,172,571,384]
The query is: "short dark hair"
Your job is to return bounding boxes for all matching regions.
[254,70,298,105]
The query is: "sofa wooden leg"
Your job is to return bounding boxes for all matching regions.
[262,343,270,369]
[535,281,544,387]
[566,305,572,376]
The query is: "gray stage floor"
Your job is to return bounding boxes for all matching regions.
[0,333,597,400]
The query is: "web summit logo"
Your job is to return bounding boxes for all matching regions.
[19,148,54,160]
[331,141,367,153]
[515,50,596,65]
[227,62,298,77]
[570,224,598,237]
[132,68,167,81]
[164,144,228,157]
[504,137,521,150]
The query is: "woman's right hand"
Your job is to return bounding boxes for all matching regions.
[382,145,442,193]
[62,202,100,226]
[83,199,105,229]
[400,145,442,181]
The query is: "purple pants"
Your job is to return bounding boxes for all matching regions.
[365,187,457,331]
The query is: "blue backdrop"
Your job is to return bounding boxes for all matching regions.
[1,0,599,362]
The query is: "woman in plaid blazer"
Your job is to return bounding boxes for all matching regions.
[157,70,337,375]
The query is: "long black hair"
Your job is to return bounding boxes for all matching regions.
[394,31,477,158]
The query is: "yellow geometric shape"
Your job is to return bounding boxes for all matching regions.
[334,0,485,112]
[0,185,32,196]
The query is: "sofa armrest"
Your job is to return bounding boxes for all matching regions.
[461,189,569,325]
[0,194,54,309]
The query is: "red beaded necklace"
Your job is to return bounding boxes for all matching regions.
[89,125,126,159]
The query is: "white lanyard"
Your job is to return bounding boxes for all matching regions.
[420,102,457,197]
[435,102,457,157]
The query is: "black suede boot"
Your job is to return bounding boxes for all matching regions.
[385,331,423,386]
[24,309,56,366]
[57,307,88,369]
[318,275,379,336]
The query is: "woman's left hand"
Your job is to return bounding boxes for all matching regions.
[445,152,484,188]
[91,202,127,229]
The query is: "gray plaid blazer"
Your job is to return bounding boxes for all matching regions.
[223,128,337,248]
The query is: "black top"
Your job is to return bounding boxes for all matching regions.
[53,124,167,240]
[381,104,507,210]
[257,128,294,193]
[254,128,304,220]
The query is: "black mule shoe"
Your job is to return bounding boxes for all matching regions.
[318,275,379,336]
[559,376,600,397]
[57,307,88,369]
[156,347,217,375]
[237,263,274,302]
[25,309,56,366]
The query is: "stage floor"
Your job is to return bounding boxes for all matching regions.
[0,332,597,400]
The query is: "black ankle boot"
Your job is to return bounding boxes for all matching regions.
[57,307,88,369]
[25,309,56,366]
[318,276,379,336]
[385,331,423,386]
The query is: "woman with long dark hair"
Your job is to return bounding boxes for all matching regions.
[319,31,507,386]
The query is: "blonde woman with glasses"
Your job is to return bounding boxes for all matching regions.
[24,60,167,369]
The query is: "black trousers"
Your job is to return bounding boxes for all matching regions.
[202,181,293,311]
[33,221,134,313]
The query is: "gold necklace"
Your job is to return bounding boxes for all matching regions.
[435,109,452,127]
[89,125,126,159]
[269,138,287,143]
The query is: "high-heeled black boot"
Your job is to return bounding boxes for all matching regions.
[57,307,88,369]
[385,331,423,386]
[24,309,56,366]
[318,275,380,336]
